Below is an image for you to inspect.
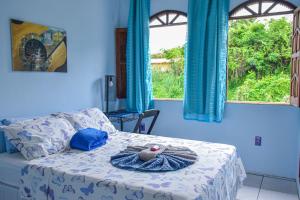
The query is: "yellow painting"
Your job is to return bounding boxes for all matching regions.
[11,19,67,72]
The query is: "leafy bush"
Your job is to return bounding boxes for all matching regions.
[228,72,290,102]
[152,17,292,103]
[152,69,184,99]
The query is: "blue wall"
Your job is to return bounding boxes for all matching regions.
[153,101,300,179]
[0,0,119,118]
[0,0,299,180]
[119,0,300,179]
[298,132,300,193]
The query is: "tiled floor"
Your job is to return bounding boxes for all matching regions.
[237,173,299,200]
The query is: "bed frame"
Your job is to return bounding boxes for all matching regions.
[0,181,19,200]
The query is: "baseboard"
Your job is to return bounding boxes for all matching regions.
[247,171,299,200]
[246,171,296,182]
[0,181,19,200]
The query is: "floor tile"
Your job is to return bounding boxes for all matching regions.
[258,190,298,200]
[237,186,260,200]
[237,174,262,200]
[261,177,298,194]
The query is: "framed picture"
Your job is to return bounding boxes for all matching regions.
[10,19,67,72]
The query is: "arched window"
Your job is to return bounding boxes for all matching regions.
[150,10,187,99]
[150,10,187,28]
[230,0,296,20]
[227,0,297,104]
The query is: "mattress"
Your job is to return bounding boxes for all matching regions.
[20,131,246,200]
[0,153,29,187]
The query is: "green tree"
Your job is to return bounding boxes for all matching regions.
[228,17,292,103]
[152,17,292,102]
[162,46,185,76]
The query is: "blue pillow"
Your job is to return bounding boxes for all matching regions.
[0,118,26,153]
[70,128,108,151]
[0,128,6,153]
[5,135,19,153]
[0,119,11,153]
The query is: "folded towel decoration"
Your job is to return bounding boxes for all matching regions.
[110,144,197,172]
[70,128,108,151]
[138,144,166,161]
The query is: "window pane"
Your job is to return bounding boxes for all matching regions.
[169,13,177,23]
[174,15,187,23]
[158,14,167,24]
[261,2,274,13]
[150,23,187,99]
[227,15,292,103]
[268,3,293,13]
[248,3,259,14]
[150,19,162,26]
[232,8,253,17]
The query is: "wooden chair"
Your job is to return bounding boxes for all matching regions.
[133,109,160,134]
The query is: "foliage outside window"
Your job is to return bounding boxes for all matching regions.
[150,11,187,99]
[151,3,294,103]
[227,0,295,103]
[152,46,185,99]
[228,17,292,103]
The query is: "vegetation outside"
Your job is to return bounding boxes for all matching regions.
[151,17,292,103]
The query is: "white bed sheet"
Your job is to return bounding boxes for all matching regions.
[0,153,29,187]
[20,132,246,200]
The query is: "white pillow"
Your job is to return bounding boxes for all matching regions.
[54,108,117,134]
[82,108,117,133]
[2,117,76,160]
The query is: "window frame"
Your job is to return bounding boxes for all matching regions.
[230,0,296,20]
[150,3,297,105]
[227,0,297,105]
[150,10,187,28]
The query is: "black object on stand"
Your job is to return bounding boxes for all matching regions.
[105,75,114,114]
[105,75,159,133]
[105,75,139,131]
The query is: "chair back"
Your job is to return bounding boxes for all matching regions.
[133,109,160,134]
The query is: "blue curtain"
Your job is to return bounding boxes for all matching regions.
[126,0,153,113]
[184,0,229,122]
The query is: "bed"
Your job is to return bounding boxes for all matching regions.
[0,153,29,200]
[0,108,246,200]
[1,132,245,200]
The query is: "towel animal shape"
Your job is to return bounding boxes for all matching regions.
[110,143,197,172]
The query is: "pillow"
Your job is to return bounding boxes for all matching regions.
[53,112,103,131]
[54,108,117,134]
[1,117,76,160]
[0,119,16,153]
[0,129,6,153]
[81,108,117,133]
[5,135,18,153]
[0,118,31,153]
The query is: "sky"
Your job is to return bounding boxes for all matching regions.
[150,2,293,54]
[150,13,292,55]
[150,25,187,54]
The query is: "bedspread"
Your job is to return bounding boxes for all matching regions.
[19,132,246,200]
